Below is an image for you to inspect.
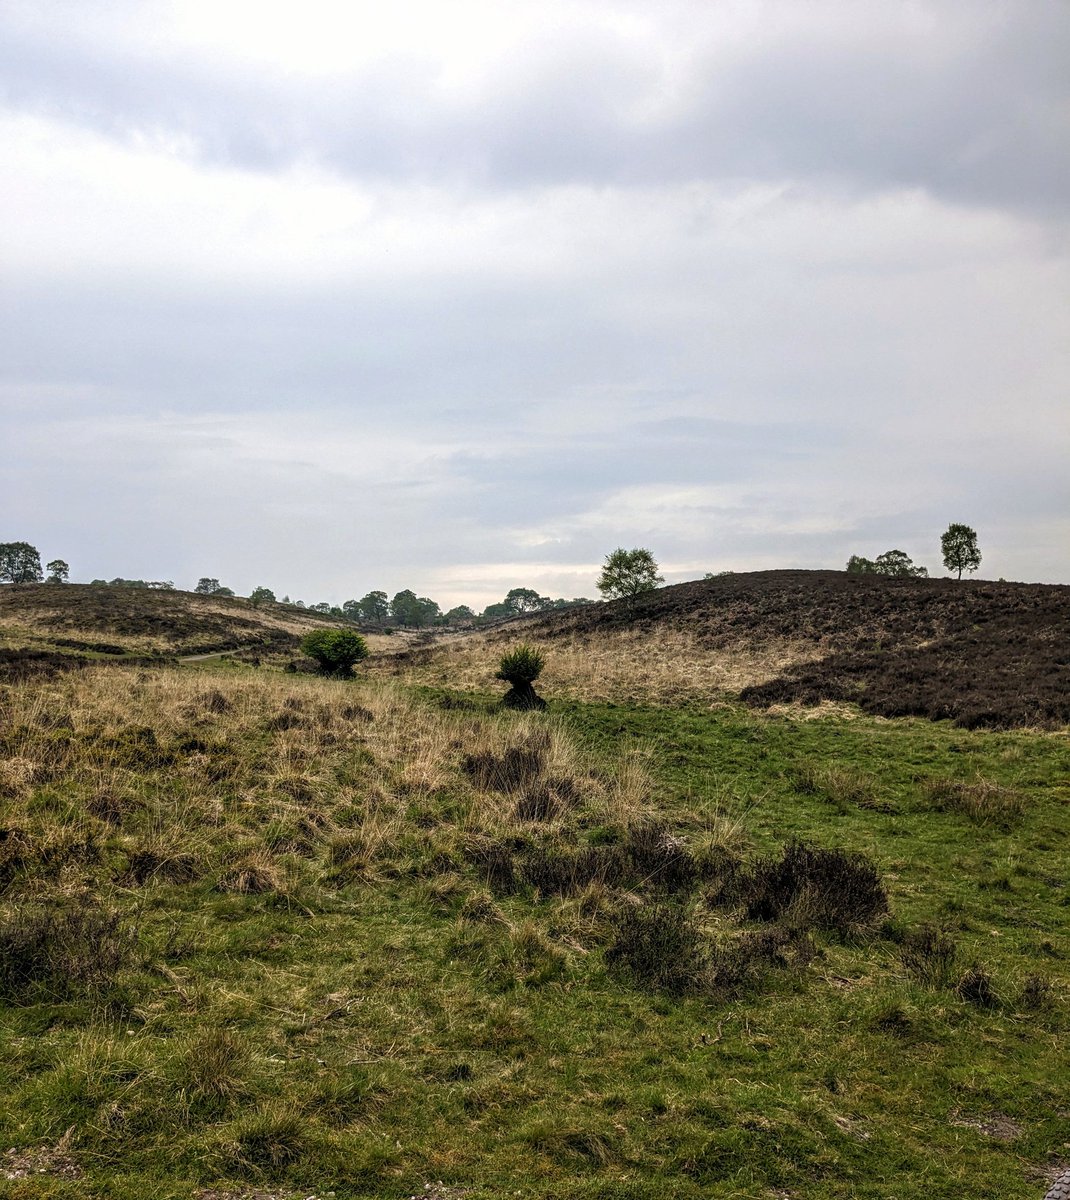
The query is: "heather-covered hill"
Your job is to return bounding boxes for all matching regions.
[407,572,1069,730]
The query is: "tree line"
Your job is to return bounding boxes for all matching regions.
[845,524,981,580]
[0,525,985,614]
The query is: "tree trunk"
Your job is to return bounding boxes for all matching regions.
[501,682,546,711]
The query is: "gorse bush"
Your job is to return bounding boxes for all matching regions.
[496,644,544,686]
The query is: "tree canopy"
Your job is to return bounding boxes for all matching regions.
[941,523,982,579]
[847,550,928,578]
[0,542,43,584]
[391,590,440,627]
[597,547,664,601]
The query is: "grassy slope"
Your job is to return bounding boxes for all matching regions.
[0,661,1067,1199]
[0,585,356,661]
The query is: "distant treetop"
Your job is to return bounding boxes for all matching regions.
[0,542,43,584]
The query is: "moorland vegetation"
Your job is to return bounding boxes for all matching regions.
[0,543,1066,1198]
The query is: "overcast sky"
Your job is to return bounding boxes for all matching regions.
[3,0,1068,606]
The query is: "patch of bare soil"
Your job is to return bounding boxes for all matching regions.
[949,1109,1024,1141]
[2,1137,82,1181]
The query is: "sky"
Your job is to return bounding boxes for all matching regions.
[2,0,1068,607]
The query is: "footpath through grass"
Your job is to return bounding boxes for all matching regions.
[0,667,1066,1199]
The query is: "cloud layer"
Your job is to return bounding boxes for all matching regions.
[3,1,1068,602]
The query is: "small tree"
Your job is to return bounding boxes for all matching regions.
[496,644,546,710]
[941,524,981,579]
[0,542,43,584]
[356,591,389,622]
[504,587,550,614]
[249,586,276,606]
[391,590,440,627]
[874,550,928,578]
[45,559,70,584]
[194,577,222,595]
[846,555,877,574]
[597,548,663,601]
[300,628,369,677]
[445,605,476,623]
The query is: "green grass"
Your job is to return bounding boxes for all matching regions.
[0,669,1066,1198]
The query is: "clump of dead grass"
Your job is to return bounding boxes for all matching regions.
[921,776,1026,826]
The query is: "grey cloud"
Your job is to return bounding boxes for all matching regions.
[1,3,1066,212]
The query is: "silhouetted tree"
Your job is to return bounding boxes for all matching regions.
[249,586,276,605]
[941,523,981,579]
[597,548,663,601]
[45,559,70,584]
[391,590,440,627]
[848,550,927,577]
[0,542,43,583]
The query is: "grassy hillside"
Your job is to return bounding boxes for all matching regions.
[384,572,1070,729]
[0,581,1066,1196]
[0,585,359,670]
[0,650,1067,1198]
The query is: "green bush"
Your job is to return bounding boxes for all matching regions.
[496,644,544,686]
[299,629,369,677]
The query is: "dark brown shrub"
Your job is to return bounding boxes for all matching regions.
[520,844,627,895]
[1018,974,1053,1011]
[86,790,142,825]
[900,924,959,988]
[515,776,579,822]
[117,845,199,887]
[742,841,887,934]
[957,963,999,1008]
[462,744,546,792]
[626,821,698,893]
[707,927,814,996]
[0,902,136,1001]
[604,903,704,994]
[340,704,374,723]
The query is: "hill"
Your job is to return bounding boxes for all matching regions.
[0,576,1067,1196]
[0,584,355,674]
[386,571,1070,729]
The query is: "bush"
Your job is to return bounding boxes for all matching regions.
[496,644,544,686]
[605,903,704,994]
[300,629,369,677]
[742,841,887,934]
[899,924,959,988]
[0,902,136,1002]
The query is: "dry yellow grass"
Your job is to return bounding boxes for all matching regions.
[370,625,821,707]
[0,666,654,876]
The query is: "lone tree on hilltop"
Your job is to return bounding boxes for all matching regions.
[300,628,369,678]
[45,559,70,584]
[941,523,981,579]
[597,548,663,602]
[496,643,547,710]
[249,586,276,606]
[0,542,43,584]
